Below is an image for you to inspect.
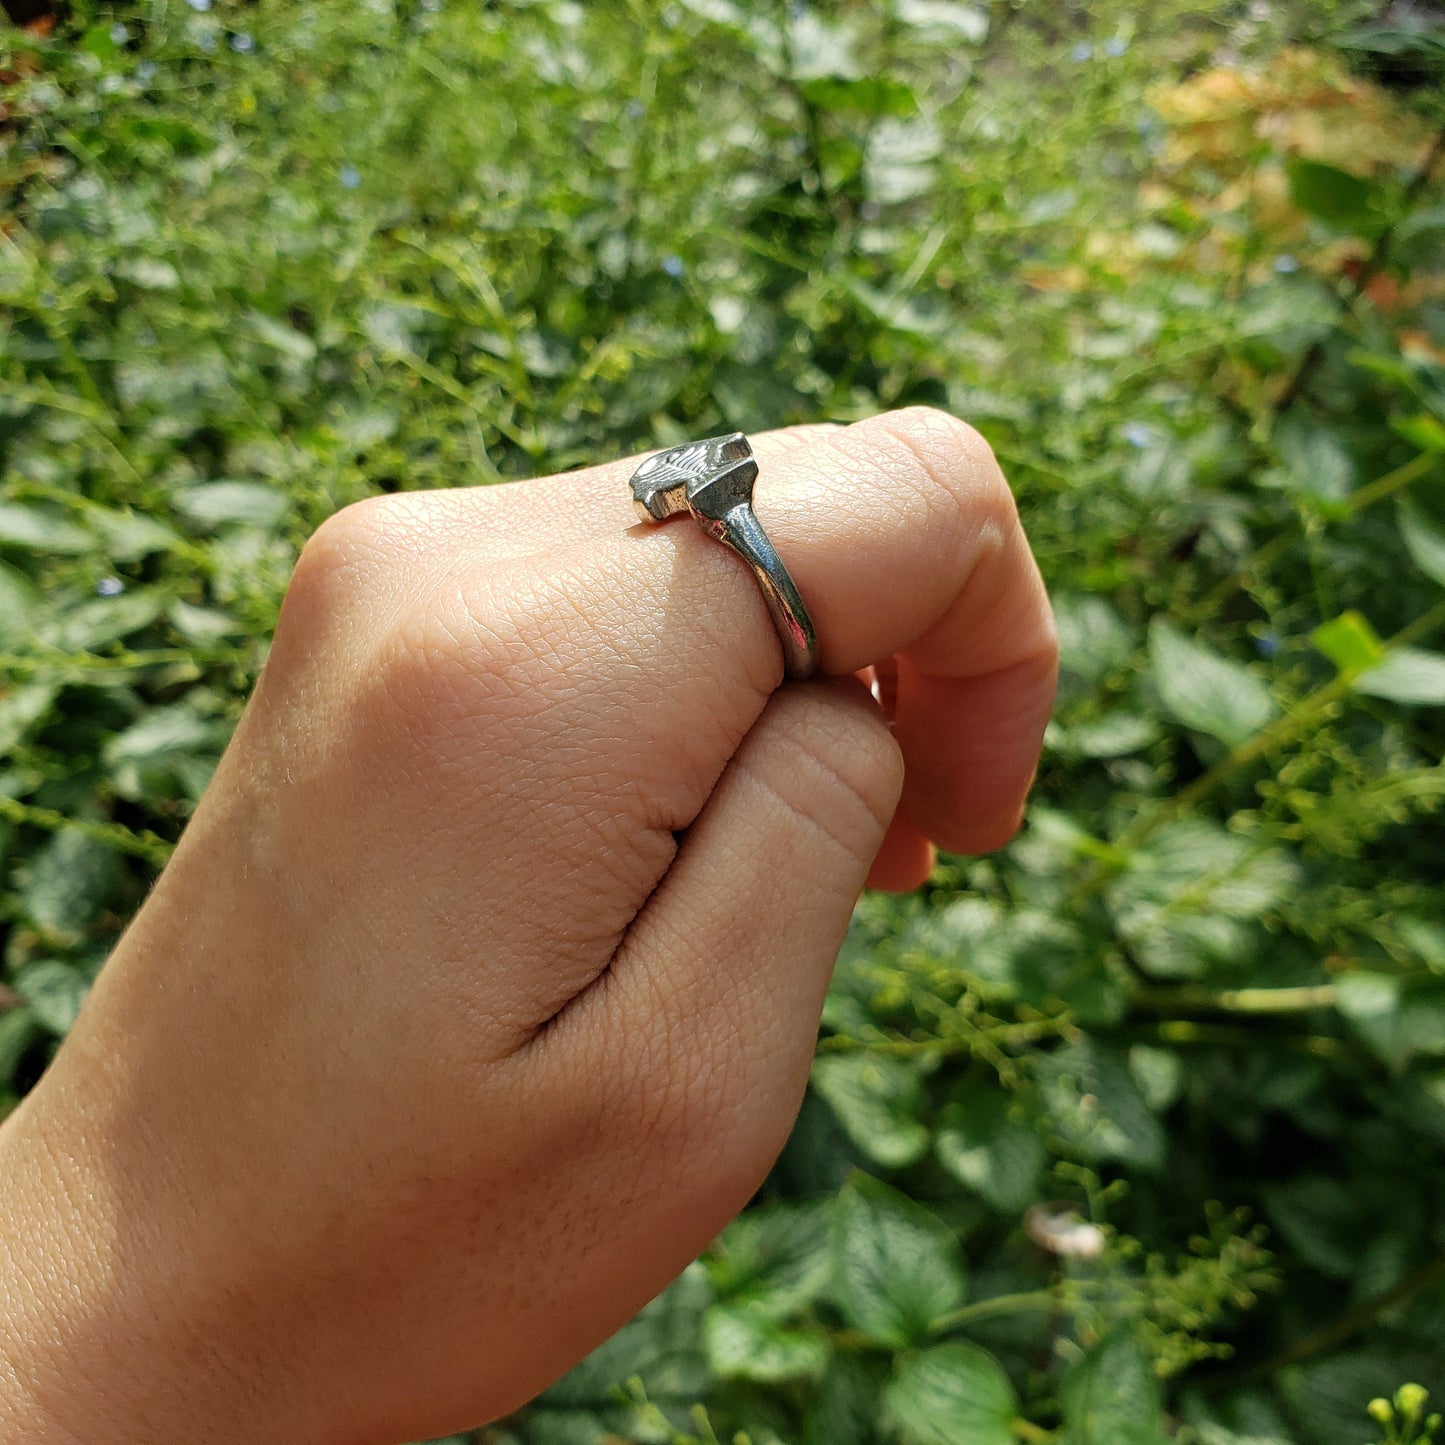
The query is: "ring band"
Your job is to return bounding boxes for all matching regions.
[629,432,819,680]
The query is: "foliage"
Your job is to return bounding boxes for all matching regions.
[3,0,1445,1441]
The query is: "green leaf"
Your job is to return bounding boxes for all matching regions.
[1272,413,1358,502]
[1262,1176,1370,1278]
[800,75,918,117]
[707,1199,832,1320]
[172,482,290,531]
[1355,647,1445,704]
[831,1174,966,1348]
[883,1343,1019,1445]
[1335,972,1445,1068]
[1037,1039,1166,1171]
[13,959,89,1036]
[87,507,182,562]
[1398,498,1445,587]
[1312,611,1383,674]
[20,828,124,941]
[0,562,42,646]
[1148,619,1276,746]
[1060,1329,1168,1445]
[0,502,92,554]
[0,1007,41,1083]
[703,1303,828,1382]
[935,1088,1046,1213]
[895,1,988,42]
[804,1354,889,1445]
[0,683,57,755]
[47,589,166,652]
[811,1053,930,1168]
[1287,158,1387,237]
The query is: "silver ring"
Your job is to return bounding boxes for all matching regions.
[629,432,819,680]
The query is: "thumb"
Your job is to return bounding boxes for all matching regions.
[548,676,903,1216]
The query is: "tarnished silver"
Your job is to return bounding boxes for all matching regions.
[630,432,819,680]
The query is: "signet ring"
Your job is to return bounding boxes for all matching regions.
[629,433,820,681]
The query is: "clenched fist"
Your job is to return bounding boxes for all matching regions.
[0,408,1056,1444]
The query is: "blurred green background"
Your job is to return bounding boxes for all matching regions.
[3,1,1445,1441]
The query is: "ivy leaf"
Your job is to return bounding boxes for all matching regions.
[830,1174,966,1348]
[935,1088,1046,1213]
[811,1053,930,1168]
[13,959,90,1036]
[1355,647,1445,704]
[703,1303,828,1383]
[1036,1038,1166,1171]
[1148,619,1276,746]
[883,1343,1019,1445]
[1060,1329,1169,1445]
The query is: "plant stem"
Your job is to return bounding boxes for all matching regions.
[1133,984,1337,1015]
[932,1289,1057,1336]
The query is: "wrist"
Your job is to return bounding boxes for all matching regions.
[0,1043,315,1444]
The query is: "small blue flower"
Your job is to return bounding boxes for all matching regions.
[661,254,685,278]
[1104,36,1128,56]
[339,164,362,191]
[136,60,157,83]
[186,0,211,11]
[625,99,644,120]
[1255,631,1281,659]
[196,30,218,51]
[110,23,130,44]
[1274,254,1299,275]
[1071,42,1094,62]
[1122,422,1154,449]
[230,32,255,52]
[96,577,125,597]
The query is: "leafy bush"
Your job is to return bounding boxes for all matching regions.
[3,1,1445,1441]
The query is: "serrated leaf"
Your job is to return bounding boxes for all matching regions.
[804,1353,889,1445]
[1037,1039,1166,1171]
[706,1199,832,1320]
[1149,619,1276,746]
[1356,646,1445,704]
[1398,498,1445,587]
[935,1088,1046,1213]
[703,1303,828,1382]
[883,1343,1018,1445]
[20,827,123,940]
[831,1174,966,1348]
[1061,1330,1168,1445]
[811,1053,930,1168]
[13,959,89,1036]
[1273,414,1357,502]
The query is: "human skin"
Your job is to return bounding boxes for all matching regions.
[0,408,1057,1444]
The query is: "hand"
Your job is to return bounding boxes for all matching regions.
[0,408,1056,1444]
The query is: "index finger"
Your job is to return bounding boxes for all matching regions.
[359,407,1058,856]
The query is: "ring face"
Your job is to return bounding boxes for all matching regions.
[629,432,820,680]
